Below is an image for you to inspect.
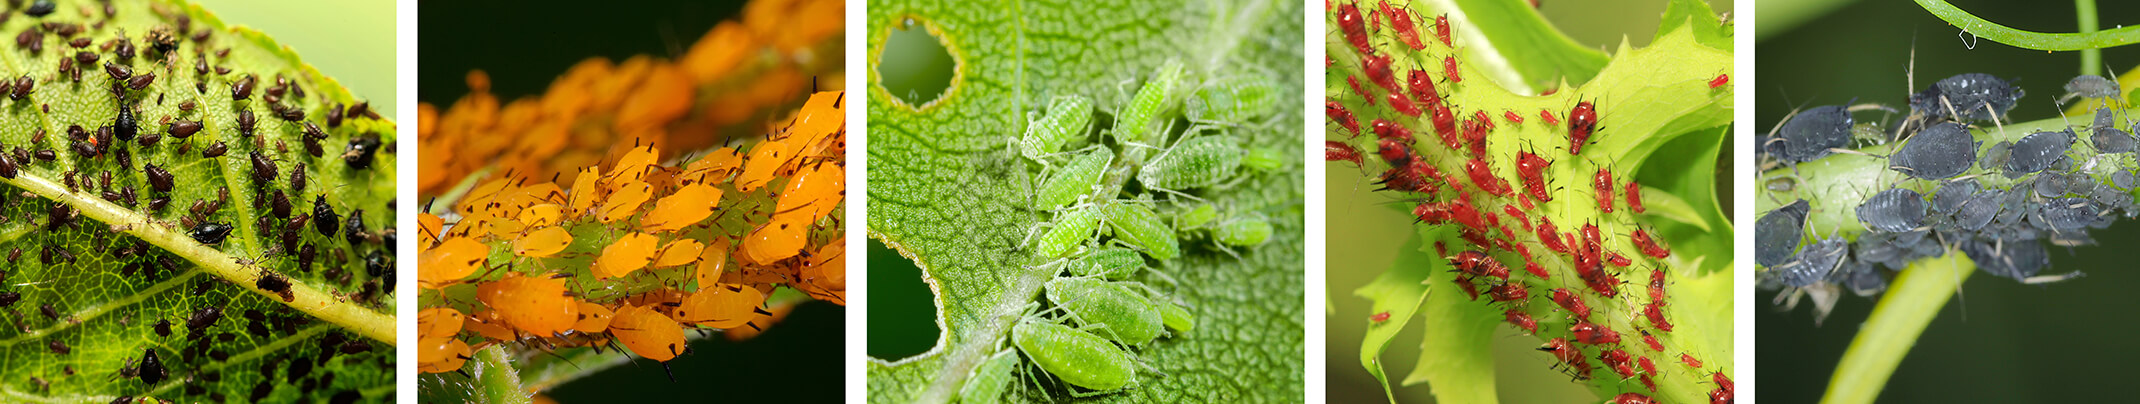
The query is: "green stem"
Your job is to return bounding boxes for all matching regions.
[2077,0,2101,77]
[1822,252,1975,404]
[1913,0,2140,51]
[0,171,398,346]
[474,345,536,404]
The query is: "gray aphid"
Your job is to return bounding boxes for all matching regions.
[2063,75,2121,102]
[2039,197,2098,231]
[1933,180,1981,213]
[1909,73,2024,122]
[1954,193,2000,231]
[2089,184,2126,207]
[1856,188,1927,232]
[2114,169,2139,189]
[1777,105,1854,162]
[1888,122,1977,180]
[1756,199,1812,267]
[2091,110,2136,153]
[1960,240,2049,282]
[1978,140,2012,172]
[1837,261,1891,296]
[2034,172,2070,198]
[2004,129,2075,177]
[1774,237,1847,287]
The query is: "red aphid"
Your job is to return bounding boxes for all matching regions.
[1515,151,1553,202]
[1537,337,1585,369]
[1568,100,1599,154]
[1433,14,1452,46]
[1347,76,1376,106]
[1462,159,1512,197]
[1503,309,1538,334]
[1461,114,1489,158]
[1641,374,1658,392]
[1583,269,1622,298]
[1453,274,1482,300]
[1377,164,1438,193]
[1641,331,1664,351]
[1434,241,1449,257]
[1711,389,1734,404]
[1581,224,1603,249]
[1325,140,1363,167]
[1504,110,1525,124]
[1486,283,1528,303]
[1336,2,1374,55]
[1472,110,1495,131]
[1450,250,1510,280]
[1709,73,1730,89]
[1326,100,1361,137]
[1613,393,1658,404]
[1638,356,1657,375]
[1442,56,1462,83]
[1415,201,1485,232]
[1645,302,1674,331]
[1550,288,1590,319]
[1383,1,1425,50]
[1517,192,1536,209]
[1370,311,1391,323]
[1572,322,1621,344]
[1430,105,1459,148]
[1714,372,1735,394]
[1632,228,1669,259]
[1363,54,1401,93]
[1513,242,1533,259]
[1540,109,1559,126]
[1607,251,1632,267]
[1523,261,1547,279]
[1626,180,1647,213]
[1536,217,1568,253]
[1371,119,1414,144]
[1501,204,1530,229]
[1407,69,1441,105]
[1680,353,1704,369]
[1385,91,1423,117]
[1594,168,1615,213]
[1376,138,1415,166]
[1599,349,1635,378]
[1648,268,1668,302]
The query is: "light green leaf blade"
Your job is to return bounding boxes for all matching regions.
[0,0,396,401]
[1396,227,1500,404]
[1444,0,1611,92]
[1351,226,1448,404]
[865,0,1304,402]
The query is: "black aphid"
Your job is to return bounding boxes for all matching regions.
[39,303,59,319]
[138,348,166,385]
[256,271,293,302]
[202,141,228,158]
[231,74,255,100]
[275,102,305,121]
[297,243,316,270]
[2092,109,2136,154]
[185,306,222,332]
[189,222,233,245]
[366,249,393,287]
[269,190,291,218]
[344,133,380,169]
[23,1,56,17]
[0,152,16,179]
[0,291,18,307]
[46,202,75,230]
[327,103,343,128]
[2004,129,2075,177]
[2034,172,2071,198]
[314,195,339,238]
[165,119,201,138]
[103,61,131,80]
[8,75,30,100]
[154,319,172,337]
[248,151,277,182]
[74,51,97,65]
[343,208,366,245]
[34,149,53,161]
[2039,197,2099,231]
[237,107,257,136]
[1773,105,1853,162]
[1960,239,2058,283]
[290,164,308,192]
[1757,199,1811,267]
[1888,122,1976,180]
[144,163,173,192]
[1933,180,1980,213]
[47,339,68,355]
[1856,188,1927,232]
[126,72,154,90]
[1910,73,2024,122]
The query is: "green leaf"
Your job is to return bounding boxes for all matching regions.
[864,0,1304,402]
[1443,0,1610,93]
[1351,227,1448,404]
[1396,227,1500,404]
[0,0,396,401]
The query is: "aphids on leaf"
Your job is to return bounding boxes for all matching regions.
[343,208,368,245]
[1641,330,1664,351]
[1013,315,1141,393]
[1441,56,1461,83]
[1215,216,1274,247]
[417,335,472,374]
[267,190,291,218]
[256,270,293,302]
[1347,76,1376,107]
[1035,146,1113,211]
[1138,133,1242,191]
[202,141,228,158]
[1571,321,1621,344]
[1516,151,1552,202]
[0,292,16,307]
[418,237,485,289]
[1407,69,1441,106]
[103,61,133,81]
[1855,188,1926,233]
[247,150,277,182]
[1909,73,2022,122]
[1550,288,1590,319]
[343,133,381,169]
[313,195,340,238]
[127,72,154,90]
[595,232,661,279]
[1612,392,1658,404]
[1114,60,1186,145]
[958,349,1019,404]
[1502,309,1537,334]
[651,239,704,268]
[1029,205,1102,258]
[1383,91,1422,117]
[1632,228,1669,259]
[135,348,165,385]
[1380,1,1425,49]
[1370,311,1391,323]
[1045,277,1165,345]
[1362,54,1400,94]
[8,75,30,100]
[1429,104,1458,148]
[1536,337,1589,378]
[1336,2,1372,55]
[185,306,223,332]
[236,107,257,137]
[608,304,685,378]
[1327,140,1363,168]
[1504,110,1525,125]
[1593,167,1614,212]
[1327,101,1361,137]
[1433,14,1453,46]
[1449,250,1510,280]
[142,162,173,193]
[231,74,255,100]
[1371,119,1414,145]
[476,272,579,337]
[1644,301,1673,331]
[0,152,14,179]
[1102,202,1180,260]
[1186,76,1280,125]
[189,222,232,245]
[1568,100,1599,154]
[1461,158,1512,197]
[46,339,68,355]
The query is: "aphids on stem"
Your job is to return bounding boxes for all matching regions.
[1327,141,1364,168]
[1347,76,1376,107]
[1433,14,1452,46]
[1503,309,1537,334]
[1336,2,1373,55]
[1568,99,1600,154]
[1441,56,1460,83]
[1370,311,1391,323]
[1593,167,1614,213]
[1327,100,1361,137]
[1644,301,1673,331]
[1516,151,1553,202]
[1407,69,1441,106]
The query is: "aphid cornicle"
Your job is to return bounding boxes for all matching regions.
[1013,316,1140,393]
[1035,146,1112,211]
[1045,277,1165,345]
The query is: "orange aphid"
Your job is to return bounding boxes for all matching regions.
[517,203,566,228]
[680,147,743,185]
[797,243,846,304]
[476,273,581,337]
[682,22,755,83]
[485,217,528,238]
[595,232,661,279]
[418,213,445,250]
[464,309,518,342]
[614,65,694,134]
[573,301,616,334]
[417,336,473,374]
[622,288,689,316]
[606,146,661,187]
[786,91,847,154]
[419,237,489,289]
[734,138,796,192]
[599,181,654,223]
[458,177,516,215]
[695,237,734,288]
[418,307,467,339]
[738,215,810,265]
[723,301,794,342]
[514,227,575,258]
[642,184,724,232]
[676,282,768,329]
[653,239,705,268]
[567,167,602,219]
[774,160,844,222]
[610,303,688,362]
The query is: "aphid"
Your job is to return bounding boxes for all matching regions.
[189,222,232,245]
[1441,55,1460,83]
[186,306,223,332]
[675,282,768,329]
[1407,69,1441,106]
[343,133,381,169]
[290,165,308,193]
[1855,188,1926,232]
[958,349,1020,404]
[417,237,485,289]
[1599,348,1635,378]
[1449,250,1510,280]
[1347,76,1376,107]
[1593,168,1615,213]
[1624,180,1646,213]
[1114,60,1186,144]
[1644,302,1674,331]
[598,180,653,223]
[267,190,292,218]
[1631,228,1670,259]
[8,75,30,100]
[1186,76,1280,124]
[1680,353,1703,368]
[231,74,255,100]
[1215,216,1274,247]
[1384,91,1422,117]
[1888,122,1976,180]
[1326,141,1364,167]
[1568,100,1599,154]
[1708,73,1730,88]
[1536,338,1589,378]
[1909,73,2022,122]
[1139,134,1242,191]
[1035,147,1113,211]
[1571,321,1621,344]
[609,304,685,378]
[312,195,341,238]
[23,1,54,17]
[47,339,68,355]
[343,208,369,245]
[1328,101,1362,136]
[1504,110,1525,124]
[1432,14,1452,46]
[1513,151,1553,201]
[256,271,293,302]
[1486,283,1528,303]
[1755,199,1810,267]
[0,153,14,179]
[1335,1,1372,55]
[202,141,228,157]
[127,72,155,90]
[136,348,165,385]
[2004,129,2075,177]
[1101,202,1180,260]
[159,119,204,139]
[475,273,579,336]
[1461,158,1511,197]
[1550,288,1591,319]
[0,292,16,307]
[237,108,257,136]
[1611,392,1658,404]
[1641,331,1664,352]
[141,162,173,193]
[1503,309,1538,334]
[1362,54,1400,94]
[247,150,277,182]
[594,232,660,279]
[1046,277,1165,345]
[1370,311,1391,323]
[1012,317,1141,393]
[2091,110,2137,154]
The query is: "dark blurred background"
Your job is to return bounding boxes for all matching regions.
[419,1,844,402]
[1327,1,1734,402]
[1757,0,2140,402]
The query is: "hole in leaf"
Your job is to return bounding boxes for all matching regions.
[866,238,939,361]
[877,16,956,107]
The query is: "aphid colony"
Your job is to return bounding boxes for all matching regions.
[1326,1,1730,402]
[1758,71,2134,323]
[415,0,844,197]
[0,0,395,401]
[417,90,846,380]
[969,52,1293,399]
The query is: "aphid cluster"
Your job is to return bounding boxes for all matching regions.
[417,90,847,379]
[1326,1,1730,402]
[0,0,395,401]
[1759,72,2134,322]
[973,52,1295,399]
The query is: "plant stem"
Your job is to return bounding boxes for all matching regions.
[2076,0,2101,77]
[1823,252,1975,404]
[474,345,535,404]
[1913,0,2140,51]
[0,171,398,345]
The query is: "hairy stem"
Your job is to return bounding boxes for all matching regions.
[2075,0,2101,77]
[1912,0,2140,51]
[473,345,535,404]
[1823,252,1975,404]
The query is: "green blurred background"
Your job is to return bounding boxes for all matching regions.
[193,0,395,119]
[417,1,843,401]
[1326,1,1733,402]
[1756,0,2140,402]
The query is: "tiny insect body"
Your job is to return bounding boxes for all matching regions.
[1019,95,1097,163]
[1012,315,1141,394]
[1045,277,1166,345]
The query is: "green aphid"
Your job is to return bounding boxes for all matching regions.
[1012,318,1140,395]
[1242,146,1285,171]
[1066,247,1148,280]
[1113,59,1186,145]
[957,348,1020,404]
[1185,75,1281,125]
[1215,216,1274,247]
[1100,201,1180,260]
[1173,203,1219,230]
[1035,146,1113,211]
[1045,277,1165,345]
[1020,95,1096,162]
[1029,205,1101,258]
[1138,133,1243,192]
[1153,297,1194,333]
